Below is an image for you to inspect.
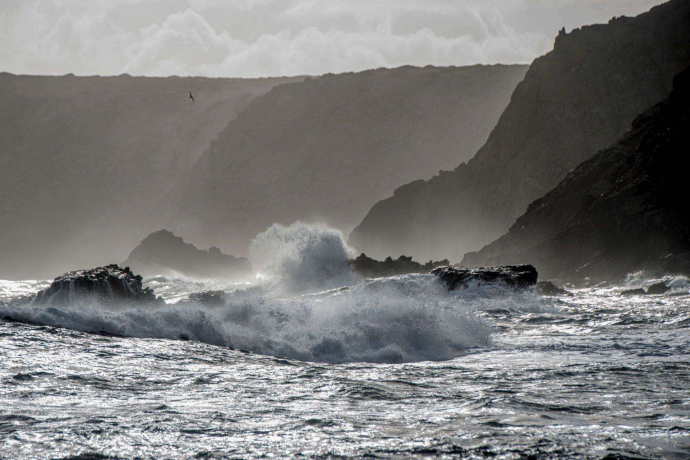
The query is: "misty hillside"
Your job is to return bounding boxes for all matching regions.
[175,64,528,255]
[0,73,302,280]
[122,230,252,280]
[463,66,690,285]
[350,0,690,262]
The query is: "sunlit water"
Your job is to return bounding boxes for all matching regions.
[1,273,689,459]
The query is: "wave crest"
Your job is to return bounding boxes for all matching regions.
[249,222,355,294]
[0,274,506,363]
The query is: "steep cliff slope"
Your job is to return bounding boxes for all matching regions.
[0,73,301,280]
[462,67,690,285]
[177,65,528,255]
[350,0,690,261]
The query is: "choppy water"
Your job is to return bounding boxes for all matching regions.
[1,272,689,459]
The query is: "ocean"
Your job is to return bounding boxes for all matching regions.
[1,271,689,459]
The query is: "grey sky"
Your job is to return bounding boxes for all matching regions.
[0,0,666,78]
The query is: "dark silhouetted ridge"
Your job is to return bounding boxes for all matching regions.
[123,230,252,279]
[463,66,690,285]
[350,0,690,262]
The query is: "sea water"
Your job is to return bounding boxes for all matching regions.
[0,224,688,458]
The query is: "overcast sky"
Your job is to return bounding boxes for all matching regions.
[0,0,666,78]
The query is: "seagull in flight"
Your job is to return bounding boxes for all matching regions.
[188,91,194,103]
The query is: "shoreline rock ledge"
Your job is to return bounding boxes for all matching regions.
[432,265,538,291]
[29,264,162,307]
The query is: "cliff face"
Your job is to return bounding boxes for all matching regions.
[176,65,528,256]
[0,73,301,280]
[349,0,690,262]
[462,67,690,285]
[123,230,252,279]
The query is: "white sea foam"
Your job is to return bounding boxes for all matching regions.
[0,272,559,363]
[0,223,554,363]
[621,272,690,295]
[0,279,50,302]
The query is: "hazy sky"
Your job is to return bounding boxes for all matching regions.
[0,0,666,78]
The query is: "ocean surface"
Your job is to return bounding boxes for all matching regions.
[1,270,689,459]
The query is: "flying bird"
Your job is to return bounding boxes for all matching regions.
[188,91,194,103]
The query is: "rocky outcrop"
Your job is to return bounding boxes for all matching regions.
[431,265,538,291]
[646,283,671,295]
[122,230,252,279]
[25,265,161,306]
[178,291,226,307]
[462,67,690,285]
[622,283,670,296]
[350,253,450,279]
[177,65,528,256]
[350,0,690,262]
[535,281,573,297]
[0,73,302,280]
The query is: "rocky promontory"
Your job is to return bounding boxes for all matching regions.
[348,253,539,290]
[462,66,690,285]
[432,265,538,291]
[123,230,252,279]
[8,265,162,307]
[350,253,450,278]
[350,0,690,263]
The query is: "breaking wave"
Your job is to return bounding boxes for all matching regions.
[0,223,553,364]
[0,273,553,363]
[249,222,356,294]
[621,272,690,295]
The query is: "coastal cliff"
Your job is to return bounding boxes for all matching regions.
[350,0,690,262]
[462,67,690,285]
[177,65,528,255]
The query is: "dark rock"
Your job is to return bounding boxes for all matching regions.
[622,288,647,296]
[185,291,226,307]
[463,65,690,285]
[350,253,450,278]
[431,265,538,291]
[122,230,252,279]
[28,264,162,306]
[646,282,670,295]
[536,281,573,296]
[350,0,690,263]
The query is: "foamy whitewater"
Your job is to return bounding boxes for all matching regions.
[1,224,689,458]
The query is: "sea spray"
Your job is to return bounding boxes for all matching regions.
[0,272,554,363]
[621,272,690,294]
[3,276,689,458]
[249,222,356,294]
[0,223,552,363]
[0,274,499,363]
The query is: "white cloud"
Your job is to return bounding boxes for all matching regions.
[0,0,667,77]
